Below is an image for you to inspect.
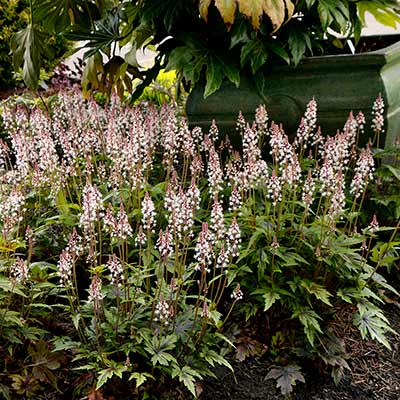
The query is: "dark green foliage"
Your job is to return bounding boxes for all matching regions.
[0,0,28,88]
[0,0,70,90]
[8,0,400,99]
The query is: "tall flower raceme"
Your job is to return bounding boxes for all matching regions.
[241,123,269,188]
[356,111,366,135]
[178,118,196,158]
[269,123,294,172]
[10,257,29,283]
[372,93,385,135]
[350,146,375,199]
[106,254,124,286]
[0,140,10,174]
[229,185,242,213]
[104,203,133,241]
[79,182,104,240]
[207,145,224,197]
[160,104,179,165]
[327,171,346,220]
[343,112,358,149]
[194,223,214,273]
[57,229,83,287]
[57,249,74,287]
[210,196,225,241]
[116,204,133,240]
[267,170,283,207]
[226,218,241,259]
[141,192,156,233]
[255,104,269,134]
[88,274,104,310]
[157,227,173,259]
[295,98,318,148]
[302,169,316,208]
[164,186,193,240]
[0,185,26,237]
[282,149,301,187]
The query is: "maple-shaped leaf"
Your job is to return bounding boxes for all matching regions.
[266,364,305,395]
[219,0,240,27]
[240,0,295,31]
[199,0,295,31]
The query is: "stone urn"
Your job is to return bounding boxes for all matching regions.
[186,37,400,148]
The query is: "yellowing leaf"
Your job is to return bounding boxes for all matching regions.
[238,0,264,29]
[207,0,295,31]
[199,0,212,21]
[263,0,286,32]
[215,0,238,27]
[284,0,295,21]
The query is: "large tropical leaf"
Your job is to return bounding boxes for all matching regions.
[32,0,99,33]
[10,24,50,90]
[64,12,121,58]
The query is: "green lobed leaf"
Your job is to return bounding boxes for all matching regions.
[10,24,50,90]
[204,59,223,98]
[129,372,154,388]
[240,38,268,73]
[263,291,280,311]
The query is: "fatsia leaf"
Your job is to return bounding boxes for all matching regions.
[32,0,95,34]
[288,30,306,65]
[199,0,212,21]
[230,17,250,49]
[81,53,103,97]
[240,38,268,73]
[200,0,294,31]
[238,0,295,31]
[10,25,50,90]
[222,63,240,87]
[266,364,305,395]
[204,59,223,98]
[215,0,238,27]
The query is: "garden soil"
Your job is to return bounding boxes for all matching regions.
[200,303,400,400]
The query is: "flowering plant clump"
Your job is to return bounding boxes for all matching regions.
[0,91,398,398]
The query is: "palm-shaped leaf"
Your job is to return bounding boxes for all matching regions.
[199,0,295,31]
[10,25,50,90]
[32,0,98,33]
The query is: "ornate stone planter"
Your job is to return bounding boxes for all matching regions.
[187,37,400,148]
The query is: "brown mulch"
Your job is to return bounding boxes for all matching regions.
[200,302,400,400]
